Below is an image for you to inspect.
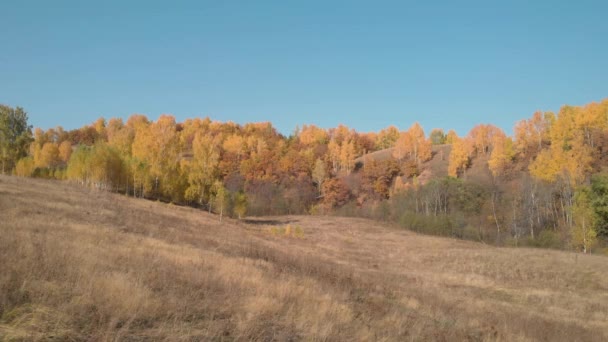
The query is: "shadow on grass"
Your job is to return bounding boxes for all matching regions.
[242,218,297,226]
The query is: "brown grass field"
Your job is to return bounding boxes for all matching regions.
[1,175,607,341]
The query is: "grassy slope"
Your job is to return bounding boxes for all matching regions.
[355,144,491,186]
[1,175,607,341]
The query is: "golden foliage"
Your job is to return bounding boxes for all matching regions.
[375,125,400,149]
[58,140,73,163]
[392,122,431,165]
[488,132,514,177]
[299,125,329,146]
[14,157,35,177]
[448,137,469,177]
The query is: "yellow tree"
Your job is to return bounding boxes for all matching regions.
[408,122,432,164]
[448,136,469,177]
[529,134,592,186]
[575,102,606,148]
[218,133,244,176]
[392,131,409,162]
[330,124,351,145]
[88,143,125,190]
[37,142,61,169]
[129,117,152,197]
[339,138,357,173]
[325,124,361,175]
[445,129,458,144]
[150,115,181,199]
[392,122,431,166]
[179,117,211,151]
[58,140,73,163]
[550,105,578,152]
[131,115,180,198]
[488,132,515,177]
[105,118,124,143]
[530,105,593,188]
[14,157,35,177]
[107,122,135,158]
[572,187,598,253]
[183,132,220,206]
[223,134,245,160]
[212,180,229,222]
[468,124,503,156]
[487,132,513,237]
[375,125,400,149]
[93,117,107,140]
[104,117,138,195]
[126,114,150,132]
[28,128,47,168]
[66,146,91,185]
[529,130,593,231]
[514,111,553,157]
[327,138,341,174]
[299,124,329,146]
[528,149,561,183]
[514,118,531,156]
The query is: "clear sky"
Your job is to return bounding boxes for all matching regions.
[2,0,607,136]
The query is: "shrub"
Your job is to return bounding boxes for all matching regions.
[14,157,35,177]
[526,230,563,249]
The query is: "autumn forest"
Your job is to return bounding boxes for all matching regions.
[2,98,608,253]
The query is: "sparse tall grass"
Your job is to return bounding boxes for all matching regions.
[1,175,607,341]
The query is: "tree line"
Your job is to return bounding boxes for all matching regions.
[2,98,608,253]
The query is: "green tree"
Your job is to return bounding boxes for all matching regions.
[212,180,229,222]
[572,187,597,253]
[233,191,248,219]
[66,143,125,190]
[589,173,608,238]
[429,128,446,145]
[88,143,126,190]
[66,146,92,185]
[0,105,33,173]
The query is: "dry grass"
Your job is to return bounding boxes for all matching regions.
[1,175,607,341]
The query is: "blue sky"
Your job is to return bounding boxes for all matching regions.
[2,0,607,136]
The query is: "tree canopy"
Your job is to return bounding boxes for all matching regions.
[7,97,608,252]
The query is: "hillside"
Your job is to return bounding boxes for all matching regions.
[1,176,608,341]
[355,144,453,186]
[355,144,501,187]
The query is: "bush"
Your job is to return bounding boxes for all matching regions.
[14,157,35,177]
[267,224,305,238]
[334,201,359,217]
[524,230,563,249]
[462,225,481,241]
[398,213,456,237]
